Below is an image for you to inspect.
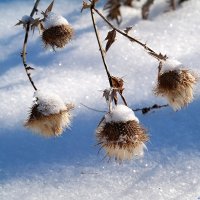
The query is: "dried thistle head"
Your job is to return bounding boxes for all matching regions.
[96,104,148,161]
[25,91,74,137]
[42,12,74,49]
[154,59,198,111]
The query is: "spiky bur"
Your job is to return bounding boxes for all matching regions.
[154,59,198,111]
[42,12,74,49]
[24,91,74,137]
[96,105,149,161]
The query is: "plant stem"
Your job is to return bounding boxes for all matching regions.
[90,8,113,88]
[21,0,40,91]
[93,7,166,61]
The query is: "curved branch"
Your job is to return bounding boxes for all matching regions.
[93,7,167,61]
[21,0,40,91]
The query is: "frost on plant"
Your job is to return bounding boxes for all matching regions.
[25,91,74,137]
[154,59,198,111]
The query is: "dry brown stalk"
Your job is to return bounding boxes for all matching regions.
[92,7,167,61]
[90,3,128,106]
[21,0,40,90]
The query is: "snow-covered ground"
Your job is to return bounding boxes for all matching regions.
[0,0,200,199]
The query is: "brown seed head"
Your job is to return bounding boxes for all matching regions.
[154,69,198,110]
[42,24,74,49]
[25,103,74,137]
[96,119,149,161]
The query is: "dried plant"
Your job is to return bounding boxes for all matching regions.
[16,0,74,136]
[96,105,148,161]
[25,91,74,137]
[154,60,198,111]
[41,12,74,49]
[104,0,191,22]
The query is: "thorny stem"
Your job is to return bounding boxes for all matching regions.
[93,7,166,61]
[90,6,118,107]
[133,104,168,114]
[21,0,40,91]
[90,8,113,89]
[81,103,169,114]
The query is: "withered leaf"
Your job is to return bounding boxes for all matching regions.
[124,26,133,34]
[44,0,54,16]
[104,0,122,25]
[26,66,35,70]
[81,1,91,12]
[105,29,116,52]
[31,18,41,33]
[111,76,124,94]
[15,20,23,26]
[124,0,133,7]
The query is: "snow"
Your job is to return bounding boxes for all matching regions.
[34,90,67,115]
[0,0,200,199]
[21,15,33,23]
[43,12,69,29]
[105,104,139,123]
[160,58,182,73]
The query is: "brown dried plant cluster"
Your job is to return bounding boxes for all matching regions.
[42,24,73,49]
[17,0,74,137]
[96,118,148,161]
[104,0,191,23]
[25,103,74,137]
[16,0,198,162]
[82,0,198,161]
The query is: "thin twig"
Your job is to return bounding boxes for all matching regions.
[133,104,168,114]
[93,7,167,61]
[90,7,113,89]
[80,103,106,113]
[81,102,168,114]
[90,5,119,106]
[21,0,40,90]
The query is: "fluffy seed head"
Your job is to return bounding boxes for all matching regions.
[24,91,74,137]
[154,59,198,111]
[42,12,73,49]
[96,105,148,161]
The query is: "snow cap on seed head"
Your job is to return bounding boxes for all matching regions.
[42,11,74,49]
[105,104,139,123]
[154,58,198,111]
[43,12,69,29]
[25,90,74,137]
[33,90,67,116]
[160,58,182,74]
[96,104,148,161]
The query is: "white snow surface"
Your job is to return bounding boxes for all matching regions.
[43,12,69,29]
[0,0,200,199]
[34,90,67,115]
[160,58,182,73]
[105,104,139,123]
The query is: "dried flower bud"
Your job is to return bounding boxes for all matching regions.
[25,91,74,137]
[154,59,198,111]
[42,12,74,49]
[96,105,148,161]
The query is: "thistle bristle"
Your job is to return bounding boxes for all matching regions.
[154,69,198,110]
[96,119,149,161]
[25,104,72,137]
[42,24,74,49]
